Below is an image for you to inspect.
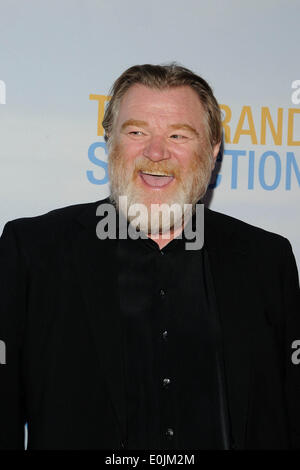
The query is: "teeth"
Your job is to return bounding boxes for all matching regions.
[141,171,172,177]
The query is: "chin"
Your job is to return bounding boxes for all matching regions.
[134,181,179,207]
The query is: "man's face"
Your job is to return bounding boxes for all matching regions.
[108,84,220,233]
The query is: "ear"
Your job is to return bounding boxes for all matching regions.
[212,141,221,169]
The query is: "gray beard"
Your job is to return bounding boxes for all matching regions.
[108,146,213,235]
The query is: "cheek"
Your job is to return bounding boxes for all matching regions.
[118,138,145,162]
[172,148,197,172]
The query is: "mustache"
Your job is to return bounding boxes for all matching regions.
[132,156,180,179]
[109,145,182,180]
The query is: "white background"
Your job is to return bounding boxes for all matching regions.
[0,0,299,268]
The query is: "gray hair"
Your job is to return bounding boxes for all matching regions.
[102,63,222,151]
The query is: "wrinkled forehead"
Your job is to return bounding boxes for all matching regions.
[115,84,207,131]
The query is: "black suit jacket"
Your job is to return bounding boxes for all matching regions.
[0,198,299,450]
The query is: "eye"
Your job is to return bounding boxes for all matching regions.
[170,134,186,140]
[129,130,144,136]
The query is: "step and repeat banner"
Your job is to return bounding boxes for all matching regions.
[0,0,299,270]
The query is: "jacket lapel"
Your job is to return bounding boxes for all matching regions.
[204,208,256,449]
[70,199,127,442]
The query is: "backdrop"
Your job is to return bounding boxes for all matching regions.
[0,0,299,273]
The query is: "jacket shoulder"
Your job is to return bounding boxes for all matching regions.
[205,207,290,251]
[1,199,105,245]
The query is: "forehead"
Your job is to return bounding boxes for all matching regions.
[116,84,205,128]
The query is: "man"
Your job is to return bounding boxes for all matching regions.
[0,64,299,450]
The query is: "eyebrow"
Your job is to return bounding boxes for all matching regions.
[121,119,200,137]
[169,123,199,137]
[121,119,149,130]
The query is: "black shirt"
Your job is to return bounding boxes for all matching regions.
[117,212,228,450]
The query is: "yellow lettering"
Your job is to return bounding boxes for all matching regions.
[220,104,232,143]
[89,94,111,136]
[287,108,300,146]
[260,107,283,145]
[233,106,258,144]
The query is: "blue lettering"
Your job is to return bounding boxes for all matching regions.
[248,150,255,189]
[286,152,300,190]
[259,151,281,190]
[224,149,246,189]
[87,142,109,185]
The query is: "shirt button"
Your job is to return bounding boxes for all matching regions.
[163,377,171,387]
[160,250,165,255]
[160,288,166,297]
[120,440,126,449]
[162,330,168,341]
[165,428,174,439]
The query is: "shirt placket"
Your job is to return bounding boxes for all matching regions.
[156,248,177,449]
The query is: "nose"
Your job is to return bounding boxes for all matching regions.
[143,135,170,162]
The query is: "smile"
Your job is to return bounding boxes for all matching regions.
[139,171,175,188]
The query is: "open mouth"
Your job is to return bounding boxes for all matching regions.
[139,170,174,188]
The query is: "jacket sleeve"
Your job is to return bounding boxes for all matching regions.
[0,221,27,449]
[283,238,300,449]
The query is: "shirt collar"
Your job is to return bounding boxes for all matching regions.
[115,199,203,253]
